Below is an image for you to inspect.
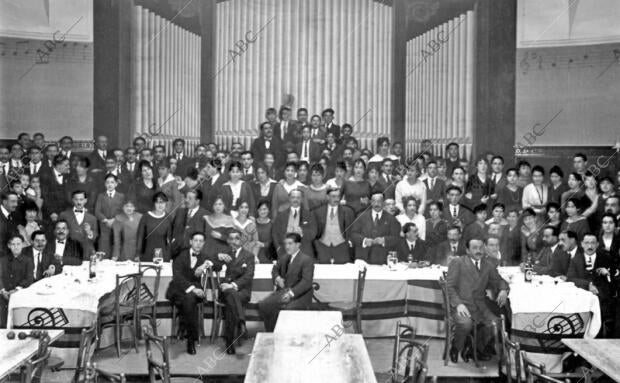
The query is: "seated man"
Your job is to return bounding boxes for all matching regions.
[0,234,34,328]
[396,223,429,263]
[484,236,502,268]
[567,233,618,336]
[350,192,400,265]
[258,233,315,332]
[272,189,317,258]
[165,232,212,355]
[532,226,569,277]
[24,230,56,281]
[433,225,466,266]
[212,230,255,354]
[447,237,508,363]
[43,220,84,273]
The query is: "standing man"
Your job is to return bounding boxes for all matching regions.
[59,190,98,257]
[169,139,192,177]
[258,233,315,332]
[250,122,284,168]
[41,155,70,223]
[272,190,317,258]
[0,192,18,258]
[94,175,125,256]
[297,126,322,164]
[322,108,340,140]
[88,135,109,172]
[350,193,401,264]
[423,160,446,206]
[313,187,355,264]
[171,189,207,258]
[240,151,256,182]
[213,230,255,354]
[446,237,508,363]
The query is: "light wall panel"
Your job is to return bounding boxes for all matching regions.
[129,5,201,155]
[214,0,393,151]
[405,11,476,160]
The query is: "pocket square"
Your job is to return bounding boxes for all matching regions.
[242,263,247,268]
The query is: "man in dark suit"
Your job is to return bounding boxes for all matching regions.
[350,193,401,265]
[322,108,340,139]
[44,220,84,272]
[24,230,55,281]
[532,226,570,277]
[0,234,34,327]
[273,106,299,145]
[378,158,398,200]
[396,223,429,263]
[169,138,193,177]
[0,192,19,258]
[447,237,508,363]
[239,151,256,182]
[258,233,315,332]
[250,122,284,168]
[59,136,76,162]
[94,175,125,256]
[59,190,98,257]
[423,161,446,207]
[212,230,255,354]
[41,154,71,223]
[313,187,355,264]
[444,186,475,229]
[273,189,317,258]
[166,232,212,354]
[200,159,226,212]
[87,135,109,173]
[172,189,207,258]
[567,233,618,336]
[490,156,507,193]
[296,126,322,165]
[25,146,44,177]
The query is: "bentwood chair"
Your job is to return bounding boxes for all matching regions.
[98,273,141,357]
[20,332,52,383]
[202,266,225,343]
[73,323,98,383]
[83,362,126,383]
[524,366,564,383]
[144,328,202,383]
[498,314,523,383]
[136,264,162,336]
[520,351,585,383]
[314,267,366,334]
[390,322,429,383]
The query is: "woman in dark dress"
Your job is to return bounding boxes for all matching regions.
[136,192,173,261]
[342,159,371,216]
[65,156,98,212]
[520,208,543,263]
[131,161,158,214]
[255,201,275,263]
[220,160,255,218]
[251,164,277,207]
[367,165,386,197]
[425,201,448,254]
[306,164,328,211]
[203,196,235,258]
[497,168,523,214]
[464,157,495,210]
[561,198,590,241]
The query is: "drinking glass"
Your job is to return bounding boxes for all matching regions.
[153,248,163,266]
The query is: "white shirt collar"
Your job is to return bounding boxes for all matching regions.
[406,239,417,247]
[211,173,220,184]
[290,250,300,262]
[53,169,63,178]
[1,205,9,219]
[568,247,578,258]
[373,210,382,220]
[550,243,559,253]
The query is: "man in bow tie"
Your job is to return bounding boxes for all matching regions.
[210,230,255,354]
[59,190,98,256]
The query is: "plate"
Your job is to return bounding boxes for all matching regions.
[35,290,55,295]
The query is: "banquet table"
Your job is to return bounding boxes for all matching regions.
[0,329,64,380]
[561,339,620,382]
[7,261,600,372]
[244,333,377,383]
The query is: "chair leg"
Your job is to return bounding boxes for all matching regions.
[355,309,362,334]
[115,324,121,358]
[210,307,219,343]
[151,306,158,336]
[472,325,480,368]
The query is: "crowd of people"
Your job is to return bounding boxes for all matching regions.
[0,106,619,358]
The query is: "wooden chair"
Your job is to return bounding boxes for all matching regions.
[84,362,126,383]
[438,272,478,367]
[143,328,202,383]
[390,322,429,383]
[203,266,225,343]
[498,314,522,383]
[324,267,367,334]
[73,323,98,383]
[520,350,585,383]
[524,367,564,383]
[136,264,162,336]
[20,332,52,383]
[98,273,141,357]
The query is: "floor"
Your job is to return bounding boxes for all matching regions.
[2,333,499,382]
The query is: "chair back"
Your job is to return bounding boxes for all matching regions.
[74,323,98,383]
[144,327,171,383]
[138,264,161,306]
[21,333,51,383]
[355,267,367,311]
[391,322,429,383]
[438,272,452,330]
[84,362,127,383]
[525,367,564,383]
[115,273,141,322]
[499,314,522,383]
[202,266,222,303]
[521,350,547,383]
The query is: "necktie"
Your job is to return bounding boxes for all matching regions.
[430,178,434,189]
[586,255,593,271]
[108,192,113,198]
[293,209,298,219]
[410,243,414,253]
[177,154,181,160]
[374,213,379,225]
[245,169,248,175]
[116,164,121,174]
[492,174,497,184]
[303,141,308,158]
[475,260,480,270]
[188,209,194,219]
[282,122,287,139]
[330,208,335,219]
[451,244,457,254]
[452,206,457,218]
